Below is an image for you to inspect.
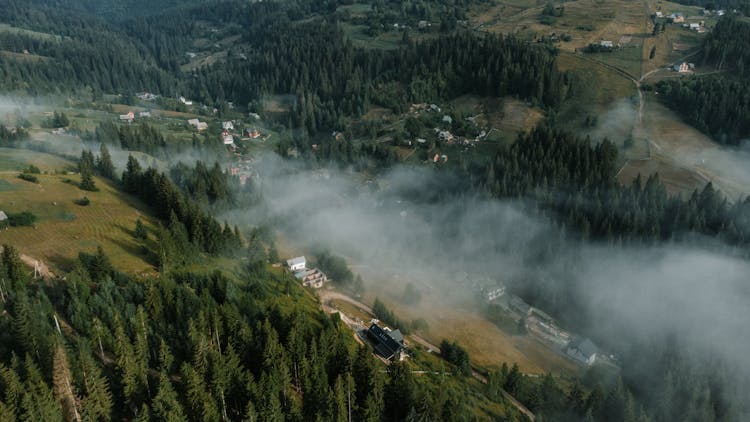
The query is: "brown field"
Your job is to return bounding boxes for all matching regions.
[618,98,750,199]
[451,96,544,144]
[359,271,582,376]
[617,158,707,197]
[0,165,158,273]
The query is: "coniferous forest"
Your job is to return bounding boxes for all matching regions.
[1,1,750,421]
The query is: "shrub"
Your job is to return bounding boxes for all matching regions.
[18,173,38,183]
[8,211,37,226]
[74,196,90,206]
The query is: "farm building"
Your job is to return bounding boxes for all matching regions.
[286,256,306,272]
[139,111,151,118]
[222,121,234,131]
[689,23,701,30]
[179,96,193,105]
[0,211,8,228]
[670,13,685,23]
[567,338,598,365]
[654,11,663,18]
[484,286,506,301]
[294,268,328,288]
[673,61,692,73]
[509,295,532,316]
[119,112,135,123]
[600,40,614,48]
[367,324,405,360]
[187,119,208,131]
[245,128,261,139]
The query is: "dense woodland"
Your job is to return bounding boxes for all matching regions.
[0,244,526,421]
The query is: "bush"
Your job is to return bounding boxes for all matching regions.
[18,173,38,183]
[74,196,90,206]
[8,211,37,227]
[23,165,41,174]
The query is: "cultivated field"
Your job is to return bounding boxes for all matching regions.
[0,153,158,273]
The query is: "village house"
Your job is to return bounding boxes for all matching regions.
[673,61,692,73]
[222,131,234,145]
[418,20,430,29]
[139,111,151,118]
[366,323,405,360]
[600,40,614,48]
[248,112,261,120]
[187,119,208,131]
[654,11,664,18]
[119,111,135,123]
[294,268,328,288]
[484,286,506,301]
[442,115,453,125]
[0,211,8,229]
[245,128,261,139]
[567,338,598,365]
[689,22,701,31]
[179,96,193,106]
[222,121,234,131]
[286,256,306,272]
[137,92,158,101]
[670,13,686,23]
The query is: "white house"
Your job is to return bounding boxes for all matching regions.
[222,132,234,145]
[222,121,234,131]
[654,11,663,18]
[139,111,151,118]
[287,256,306,272]
[567,338,597,365]
[119,112,135,123]
[0,211,8,228]
[179,96,193,106]
[600,40,614,48]
[485,286,506,301]
[673,61,691,73]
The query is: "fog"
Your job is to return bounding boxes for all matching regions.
[223,152,750,393]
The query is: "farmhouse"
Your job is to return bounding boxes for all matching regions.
[187,119,208,131]
[670,13,685,23]
[222,131,234,145]
[654,11,663,18]
[673,61,692,73]
[600,40,614,48]
[294,268,328,288]
[0,211,8,228]
[689,23,701,31]
[119,111,135,123]
[179,96,193,105]
[222,121,234,131]
[245,128,261,139]
[367,324,405,360]
[567,337,597,365]
[287,256,306,272]
[139,111,151,118]
[484,286,506,301]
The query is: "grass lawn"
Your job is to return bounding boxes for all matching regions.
[0,165,159,274]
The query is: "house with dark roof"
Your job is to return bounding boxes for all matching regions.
[367,324,404,360]
[567,337,597,365]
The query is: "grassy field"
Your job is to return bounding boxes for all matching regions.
[0,153,159,273]
[356,270,581,376]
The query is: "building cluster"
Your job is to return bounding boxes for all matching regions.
[286,256,328,289]
[497,292,601,366]
[673,61,695,73]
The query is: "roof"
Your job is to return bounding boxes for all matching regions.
[569,338,597,358]
[0,211,7,221]
[509,295,531,313]
[294,270,311,279]
[368,324,404,359]
[287,256,306,266]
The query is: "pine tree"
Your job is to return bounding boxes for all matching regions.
[134,219,148,240]
[52,344,81,422]
[96,143,115,180]
[152,373,185,422]
[79,152,97,192]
